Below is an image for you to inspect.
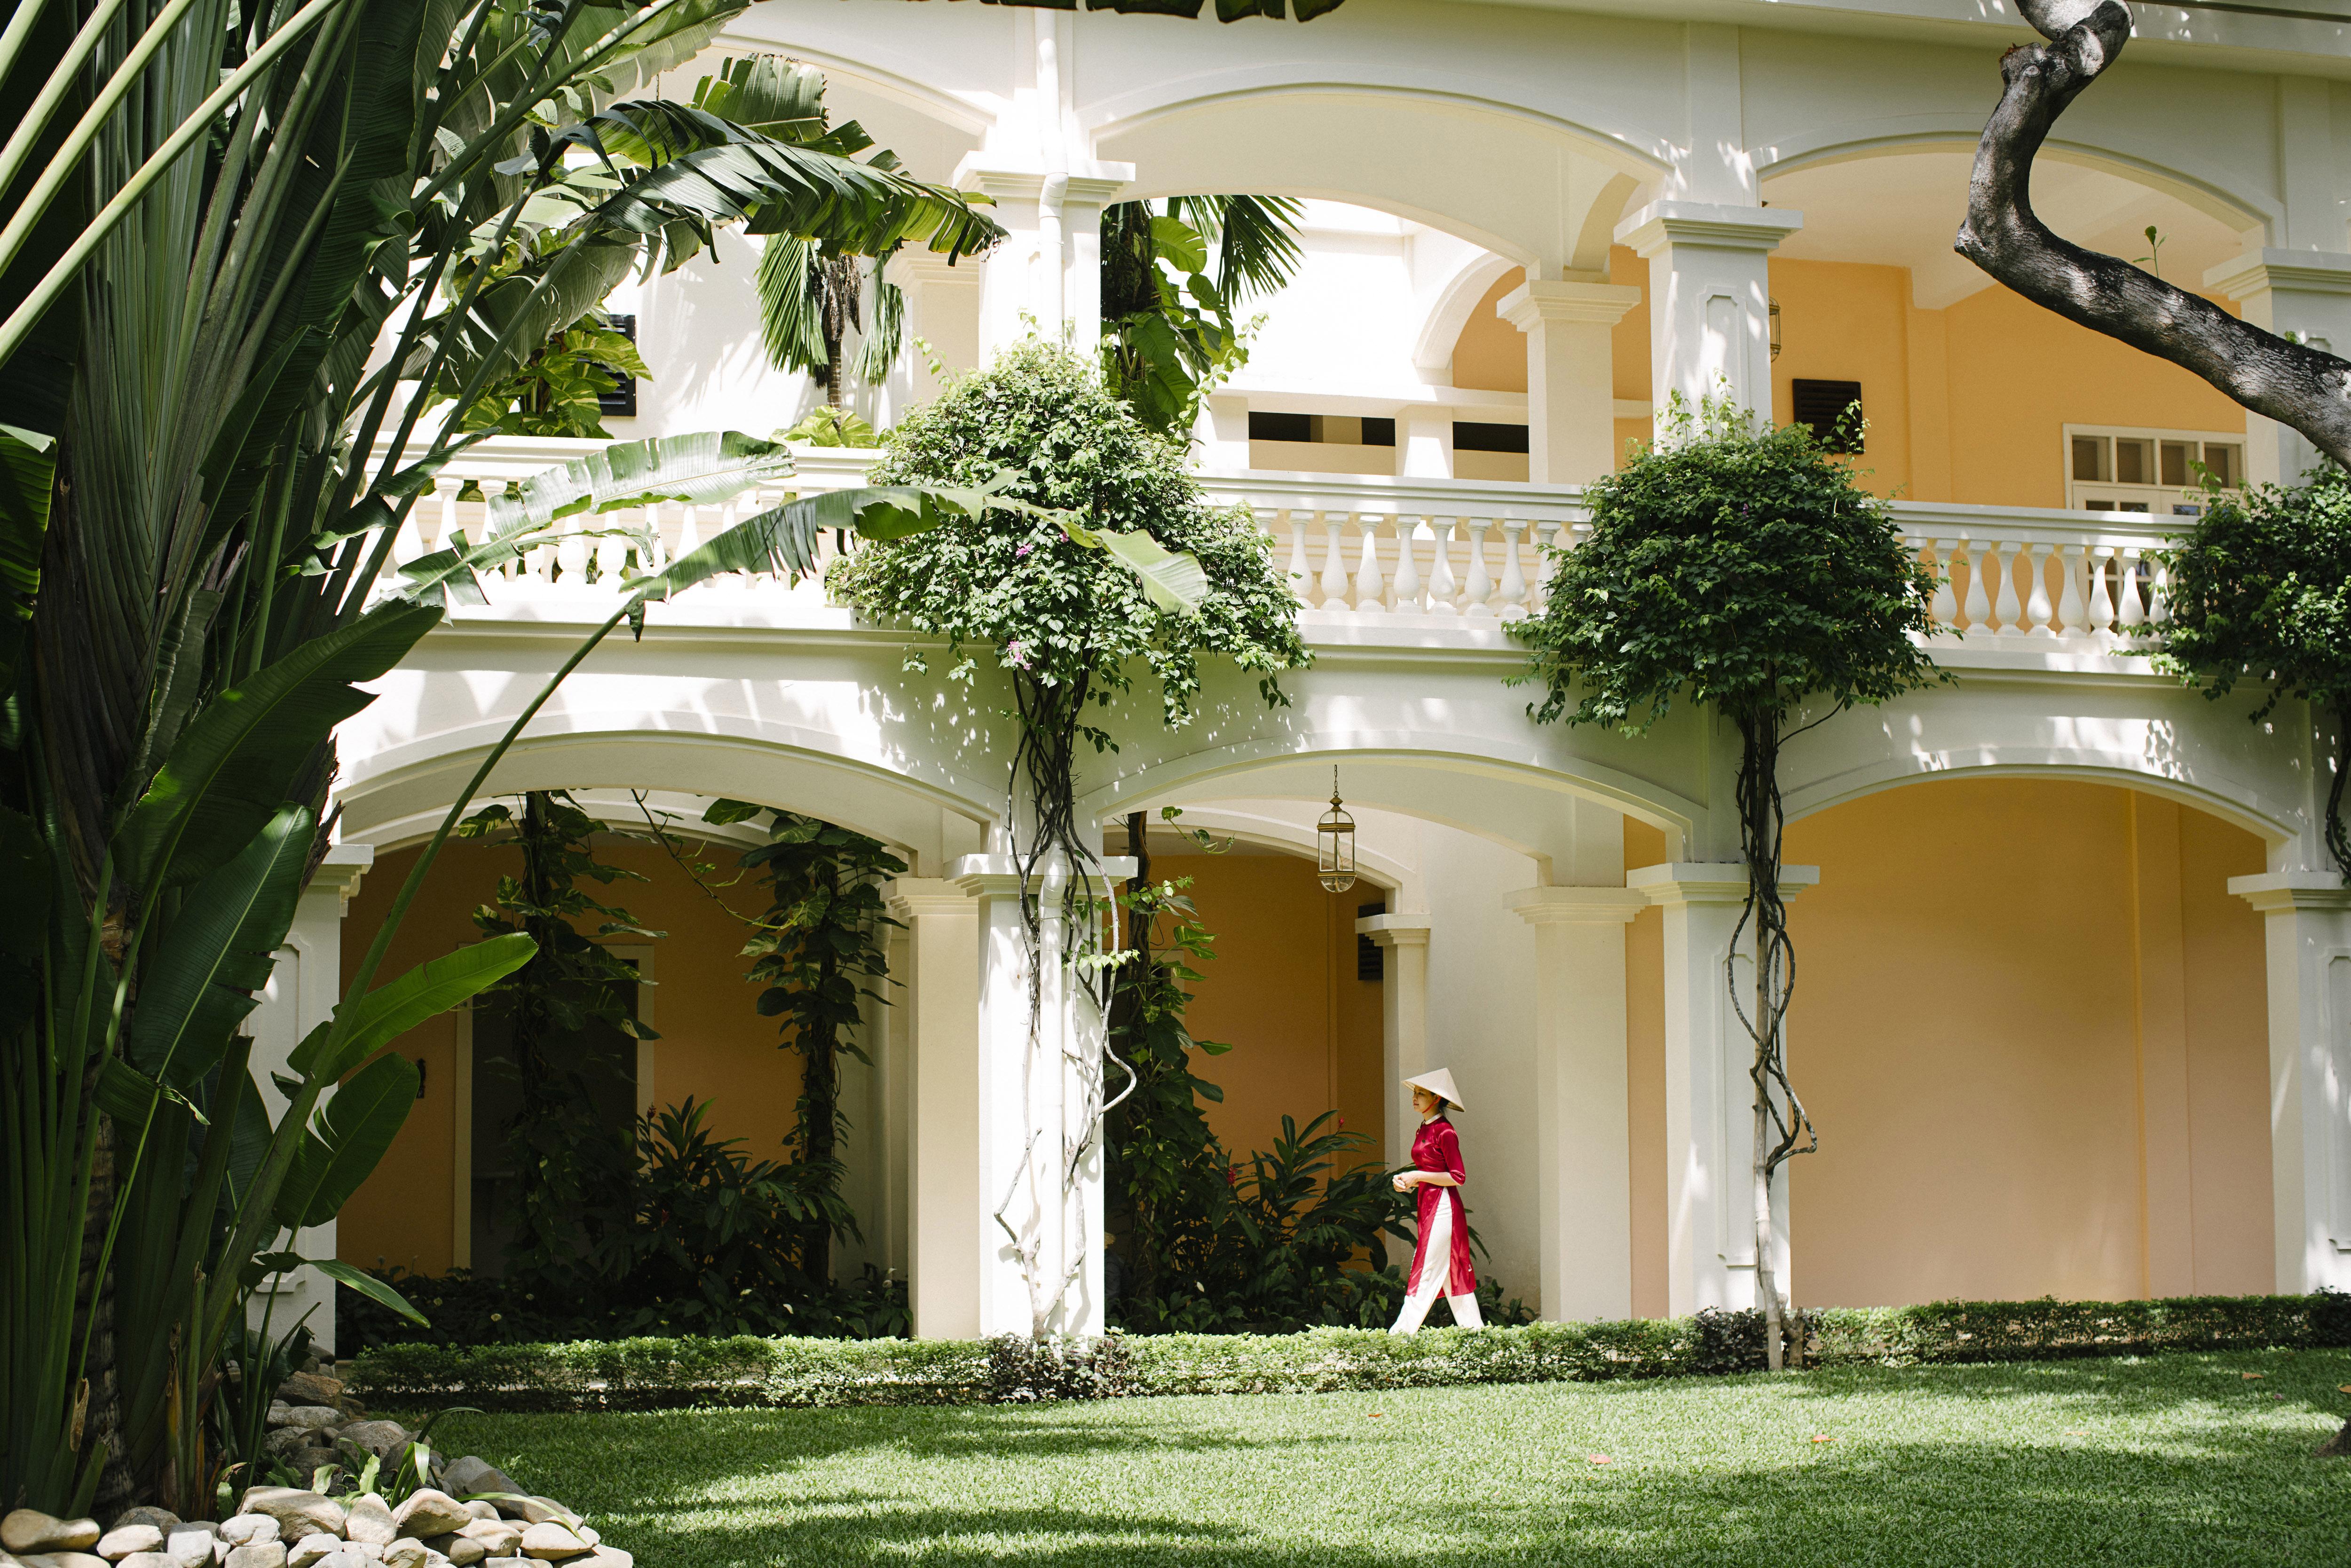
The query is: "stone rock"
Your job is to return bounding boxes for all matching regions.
[338,1500,392,1552]
[116,1555,177,1568]
[336,1424,411,1463]
[385,1499,464,1544]
[262,1429,316,1460]
[380,1544,426,1568]
[575,1553,630,1568]
[276,1373,345,1407]
[2317,1419,2350,1458]
[162,1531,215,1568]
[346,1549,382,1565]
[96,1527,164,1561]
[223,1548,288,1568]
[282,1542,338,1568]
[5,1515,103,1555]
[53,1555,115,1568]
[484,1505,568,1533]
[513,1526,584,1563]
[449,1528,515,1560]
[232,1494,342,1544]
[216,1521,276,1549]
[278,1408,340,1433]
[108,1514,179,1538]
[418,1539,481,1568]
[483,1560,530,1568]
[434,1463,515,1506]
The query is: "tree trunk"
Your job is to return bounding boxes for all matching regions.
[1734,710,1809,1373]
[1959,0,2351,469]
[802,915,840,1287]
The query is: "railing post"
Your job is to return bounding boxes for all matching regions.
[1463,519,1494,617]
[1498,520,1528,620]
[2058,543,2088,637]
[1961,536,1990,631]
[1929,538,1957,630]
[2025,541,2055,636]
[1429,518,1460,614]
[1319,512,1353,610]
[1992,539,2024,632]
[1393,517,1425,613]
[1354,514,1388,613]
[1283,509,1311,602]
[1531,520,1561,617]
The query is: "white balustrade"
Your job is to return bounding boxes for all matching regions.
[1463,520,1494,617]
[1318,513,1352,610]
[1428,519,1460,614]
[1497,520,1528,620]
[1354,515,1386,613]
[1393,518,1424,612]
[2024,542,2054,636]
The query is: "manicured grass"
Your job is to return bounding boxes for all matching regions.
[417,1347,2351,1566]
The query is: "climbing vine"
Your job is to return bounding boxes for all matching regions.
[829,341,1307,1330]
[706,801,907,1283]
[458,791,663,1281]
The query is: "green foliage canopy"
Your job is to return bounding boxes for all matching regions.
[2154,470,2351,873]
[1513,398,1946,734]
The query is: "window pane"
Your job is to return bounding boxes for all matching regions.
[2117,501,2151,512]
[2160,441,2192,488]
[2114,439,2152,486]
[2085,499,2116,512]
[2072,436,2105,482]
[2203,443,2238,486]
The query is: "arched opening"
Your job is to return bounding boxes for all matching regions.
[1619,774,2274,1317]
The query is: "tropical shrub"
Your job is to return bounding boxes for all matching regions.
[1512,394,1946,1367]
[2155,468,2351,875]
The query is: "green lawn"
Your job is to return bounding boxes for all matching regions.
[419,1348,2351,1566]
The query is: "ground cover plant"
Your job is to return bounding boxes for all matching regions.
[403,1348,2351,1567]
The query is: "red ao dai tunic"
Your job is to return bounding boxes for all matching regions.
[1406,1115,1476,1297]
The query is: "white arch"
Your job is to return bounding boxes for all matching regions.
[1412,249,1517,375]
[1783,750,2302,848]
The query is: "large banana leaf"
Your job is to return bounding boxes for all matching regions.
[122,805,312,1088]
[274,1049,421,1230]
[109,601,440,890]
[293,932,537,1086]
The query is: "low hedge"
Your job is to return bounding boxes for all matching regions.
[347,1289,2351,1412]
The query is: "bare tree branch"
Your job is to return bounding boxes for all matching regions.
[1957,0,2351,469]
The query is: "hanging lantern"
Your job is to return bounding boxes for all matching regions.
[1317,767,1357,893]
[1768,297,1783,362]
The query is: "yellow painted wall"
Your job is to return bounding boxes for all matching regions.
[1766,259,1915,500]
[1150,851,1386,1166]
[337,835,800,1277]
[1450,269,1526,394]
[1775,779,2272,1308]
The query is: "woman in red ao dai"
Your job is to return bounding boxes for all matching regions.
[1390,1068,1480,1333]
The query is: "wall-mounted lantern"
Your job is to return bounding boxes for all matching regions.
[1769,297,1783,362]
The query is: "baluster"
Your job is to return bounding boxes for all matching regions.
[2116,547,2146,633]
[1392,517,1425,613]
[2057,544,2086,636]
[1961,536,1991,630]
[1497,520,1528,620]
[2025,542,2055,635]
[391,501,426,568]
[1463,519,1494,616]
[1531,520,1562,616]
[642,502,666,574]
[676,503,701,567]
[1318,512,1353,609]
[555,514,590,584]
[1992,540,2024,632]
[1428,518,1460,614]
[2084,545,2114,633]
[433,477,459,554]
[1354,515,1387,613]
[1284,509,1312,601]
[1929,538,1958,630]
[594,515,630,583]
[2146,555,2171,628]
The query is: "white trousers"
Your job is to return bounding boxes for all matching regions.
[1389,1187,1483,1334]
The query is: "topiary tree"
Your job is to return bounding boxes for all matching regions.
[830,339,1306,1330]
[1513,395,1946,1369]
[2154,470,2351,878]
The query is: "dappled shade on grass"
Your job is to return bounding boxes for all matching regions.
[418,1350,2351,1567]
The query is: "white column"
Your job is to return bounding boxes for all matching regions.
[1358,914,1431,1169]
[246,843,372,1353]
[954,160,1133,359]
[2228,872,2351,1294]
[886,877,983,1339]
[1506,885,1643,1322]
[2202,250,2351,488]
[1614,204,1801,421]
[1399,408,1454,480]
[1627,860,1819,1316]
[951,853,1133,1338]
[1498,281,1642,485]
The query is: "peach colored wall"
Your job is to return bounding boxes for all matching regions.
[1451,269,1526,394]
[1776,779,2271,1308]
[337,836,800,1276]
[1150,851,1386,1166]
[1766,259,1914,500]
[1933,284,2244,509]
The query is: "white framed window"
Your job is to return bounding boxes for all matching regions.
[2064,423,2243,516]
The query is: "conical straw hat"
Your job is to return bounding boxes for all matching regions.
[1403,1068,1465,1111]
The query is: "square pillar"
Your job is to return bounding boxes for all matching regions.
[246,843,371,1353]
[1399,408,1455,480]
[1506,885,1644,1322]
[1358,913,1431,1168]
[886,877,983,1339]
[1628,860,1818,1316]
[1614,203,1802,422]
[2228,872,2351,1293]
[1498,281,1642,485]
[953,158,1132,360]
[2202,250,2351,488]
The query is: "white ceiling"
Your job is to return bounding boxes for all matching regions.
[1762,150,2253,310]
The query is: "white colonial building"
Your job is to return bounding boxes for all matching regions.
[258,0,2351,1348]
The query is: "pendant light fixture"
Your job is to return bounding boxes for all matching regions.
[1318,765,1357,893]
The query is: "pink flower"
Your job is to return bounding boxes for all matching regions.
[1016,542,1033,558]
